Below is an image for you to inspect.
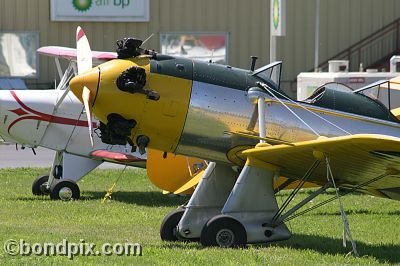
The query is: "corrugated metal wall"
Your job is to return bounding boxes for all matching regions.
[1,0,400,95]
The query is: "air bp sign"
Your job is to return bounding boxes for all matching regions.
[51,0,149,22]
[270,0,286,36]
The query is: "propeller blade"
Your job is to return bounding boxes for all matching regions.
[82,86,94,147]
[76,26,94,146]
[76,26,93,74]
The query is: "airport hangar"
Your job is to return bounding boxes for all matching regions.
[1,0,400,98]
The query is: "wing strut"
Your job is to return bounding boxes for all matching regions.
[271,159,322,223]
[280,171,391,223]
[273,181,332,225]
[325,157,359,257]
[270,154,364,256]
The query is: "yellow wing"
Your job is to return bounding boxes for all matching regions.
[243,134,400,200]
[173,169,205,194]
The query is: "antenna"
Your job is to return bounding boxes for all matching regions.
[142,33,154,46]
[250,56,258,71]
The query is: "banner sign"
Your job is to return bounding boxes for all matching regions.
[51,0,150,22]
[271,0,286,36]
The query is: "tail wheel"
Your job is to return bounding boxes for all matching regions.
[49,179,80,201]
[160,209,185,241]
[32,175,49,196]
[200,215,247,248]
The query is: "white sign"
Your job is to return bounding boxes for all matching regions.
[270,0,286,36]
[51,0,149,22]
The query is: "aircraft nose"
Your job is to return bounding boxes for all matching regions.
[69,67,100,105]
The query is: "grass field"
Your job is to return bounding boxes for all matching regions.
[0,167,399,265]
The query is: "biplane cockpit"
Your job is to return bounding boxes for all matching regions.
[303,81,400,122]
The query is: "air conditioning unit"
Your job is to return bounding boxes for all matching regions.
[390,55,400,72]
[328,60,349,73]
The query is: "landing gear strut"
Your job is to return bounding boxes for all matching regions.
[160,161,291,248]
[161,156,354,248]
[31,151,101,200]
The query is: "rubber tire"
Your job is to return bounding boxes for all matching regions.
[160,209,185,241]
[32,175,49,196]
[49,179,80,200]
[200,215,247,248]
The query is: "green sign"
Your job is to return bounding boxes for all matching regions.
[51,0,149,22]
[270,0,286,36]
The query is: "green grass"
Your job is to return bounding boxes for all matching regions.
[0,167,399,265]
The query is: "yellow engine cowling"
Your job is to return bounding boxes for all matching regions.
[70,57,193,153]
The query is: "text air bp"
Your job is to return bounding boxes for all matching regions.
[96,0,131,8]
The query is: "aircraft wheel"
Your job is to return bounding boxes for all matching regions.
[200,215,247,248]
[50,179,80,201]
[160,209,185,241]
[32,175,50,196]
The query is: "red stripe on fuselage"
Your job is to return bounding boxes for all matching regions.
[7,91,96,133]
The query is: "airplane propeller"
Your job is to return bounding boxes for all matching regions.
[76,26,94,146]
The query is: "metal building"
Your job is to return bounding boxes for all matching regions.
[1,0,400,96]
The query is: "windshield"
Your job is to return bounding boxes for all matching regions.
[252,61,282,88]
[304,82,353,103]
[354,80,400,111]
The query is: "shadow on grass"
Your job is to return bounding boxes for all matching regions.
[82,191,188,207]
[15,191,188,207]
[159,242,203,250]
[161,234,400,263]
[311,209,400,216]
[268,233,400,263]
[15,196,49,201]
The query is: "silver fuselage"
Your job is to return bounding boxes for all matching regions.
[176,81,400,164]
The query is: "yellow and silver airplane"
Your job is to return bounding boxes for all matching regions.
[69,27,400,249]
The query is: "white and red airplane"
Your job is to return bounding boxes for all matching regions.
[0,47,146,200]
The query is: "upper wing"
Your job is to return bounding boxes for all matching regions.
[243,134,400,200]
[37,46,117,64]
